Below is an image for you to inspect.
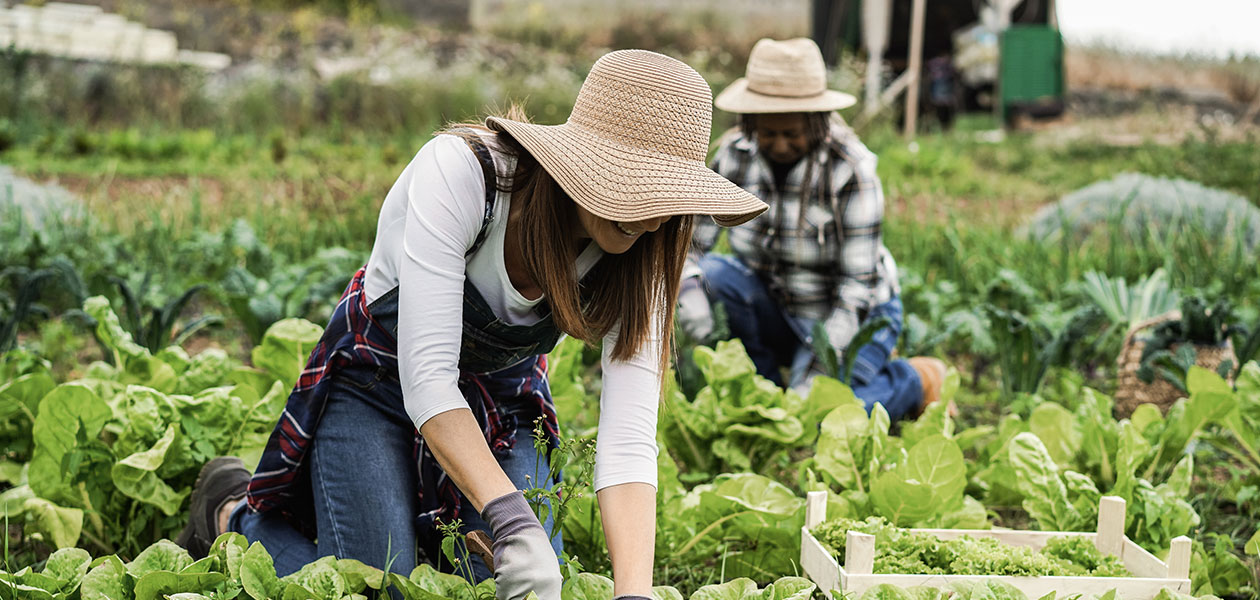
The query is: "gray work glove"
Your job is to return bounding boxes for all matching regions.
[676,278,714,342]
[481,491,562,600]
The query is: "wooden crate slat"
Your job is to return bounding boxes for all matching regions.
[800,526,841,600]
[1166,537,1192,580]
[1121,538,1169,578]
[1096,496,1127,557]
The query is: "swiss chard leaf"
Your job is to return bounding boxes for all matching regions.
[110,423,187,515]
[250,318,323,391]
[1008,432,1086,531]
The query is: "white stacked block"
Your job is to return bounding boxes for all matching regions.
[0,2,230,70]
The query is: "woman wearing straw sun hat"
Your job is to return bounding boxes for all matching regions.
[175,50,766,600]
[678,37,947,421]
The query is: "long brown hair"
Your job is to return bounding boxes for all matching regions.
[441,107,694,376]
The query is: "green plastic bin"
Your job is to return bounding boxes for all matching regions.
[999,25,1065,123]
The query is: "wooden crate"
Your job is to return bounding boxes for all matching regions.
[800,492,1192,599]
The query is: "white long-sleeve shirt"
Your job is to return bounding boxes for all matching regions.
[362,133,661,491]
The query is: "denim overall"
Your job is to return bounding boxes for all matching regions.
[234,133,566,582]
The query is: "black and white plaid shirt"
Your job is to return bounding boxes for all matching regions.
[689,121,897,354]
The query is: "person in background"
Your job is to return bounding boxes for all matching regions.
[926,53,959,130]
[177,49,767,600]
[677,38,948,421]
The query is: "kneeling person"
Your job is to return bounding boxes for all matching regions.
[678,38,946,420]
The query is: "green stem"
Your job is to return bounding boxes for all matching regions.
[672,510,756,557]
[1219,433,1260,473]
[227,391,274,456]
[78,483,107,545]
[1099,441,1114,487]
[1141,438,1168,482]
[672,417,709,473]
[1230,431,1260,472]
[79,527,113,555]
[850,459,866,495]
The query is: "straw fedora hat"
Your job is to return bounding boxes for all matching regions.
[487,50,768,227]
[715,38,857,114]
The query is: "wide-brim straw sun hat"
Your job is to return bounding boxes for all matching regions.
[486,50,768,227]
[715,37,857,114]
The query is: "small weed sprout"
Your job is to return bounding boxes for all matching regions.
[435,519,474,582]
[526,416,596,579]
[433,520,497,600]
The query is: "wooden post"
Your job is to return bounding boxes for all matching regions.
[902,0,926,139]
[1167,536,1192,580]
[1095,496,1126,557]
[862,0,891,110]
[806,491,828,529]
[844,531,876,575]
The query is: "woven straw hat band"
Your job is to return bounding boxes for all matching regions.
[567,50,712,163]
[744,37,828,98]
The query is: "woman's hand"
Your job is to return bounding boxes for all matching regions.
[481,491,563,600]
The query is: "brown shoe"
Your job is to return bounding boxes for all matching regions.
[907,357,949,416]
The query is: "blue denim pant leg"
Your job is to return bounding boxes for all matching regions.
[698,254,802,386]
[229,365,421,578]
[229,500,318,577]
[845,296,922,421]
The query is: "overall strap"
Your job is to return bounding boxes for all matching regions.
[454,129,501,258]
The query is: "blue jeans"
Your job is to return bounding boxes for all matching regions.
[698,253,922,421]
[230,365,562,579]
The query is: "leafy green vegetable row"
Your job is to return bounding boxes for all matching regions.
[0,297,323,560]
[0,535,1225,600]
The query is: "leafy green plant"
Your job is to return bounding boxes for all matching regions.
[985,305,1100,402]
[0,259,89,353]
[811,316,895,385]
[1138,296,1241,391]
[0,300,320,561]
[0,266,58,353]
[661,340,846,480]
[104,277,223,355]
[1189,534,1257,597]
[655,472,806,583]
[221,247,358,344]
[1003,424,1200,553]
[1204,362,1260,496]
[804,383,985,531]
[1078,268,1180,362]
[525,416,596,554]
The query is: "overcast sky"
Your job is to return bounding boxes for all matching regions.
[1055,0,1260,59]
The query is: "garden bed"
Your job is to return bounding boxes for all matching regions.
[800,492,1192,599]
